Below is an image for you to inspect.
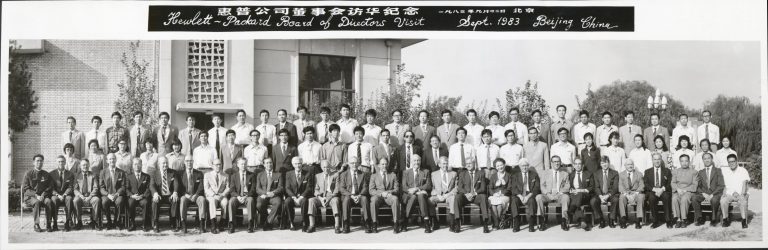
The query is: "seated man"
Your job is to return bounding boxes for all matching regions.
[369,158,401,234]
[50,155,76,231]
[100,153,128,230]
[282,157,315,232]
[644,153,673,228]
[429,156,457,232]
[228,157,256,233]
[510,158,540,232]
[23,154,54,232]
[126,158,152,231]
[592,156,621,229]
[73,159,101,230]
[671,154,698,228]
[308,160,341,233]
[692,153,725,226]
[568,158,594,231]
[150,156,179,233]
[255,157,284,231]
[618,159,645,229]
[536,156,570,231]
[204,159,230,234]
[339,156,371,233]
[401,154,433,233]
[720,154,750,228]
[178,155,207,233]
[454,159,490,233]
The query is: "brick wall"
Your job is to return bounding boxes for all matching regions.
[10,40,158,184]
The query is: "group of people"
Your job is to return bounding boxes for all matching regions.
[22,104,752,235]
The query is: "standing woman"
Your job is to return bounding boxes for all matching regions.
[115,139,133,172]
[580,133,601,173]
[671,135,695,170]
[628,134,653,173]
[715,136,737,168]
[652,135,672,169]
[87,139,106,176]
[601,132,626,173]
[488,158,512,230]
[140,139,159,173]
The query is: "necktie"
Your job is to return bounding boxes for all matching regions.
[460,143,466,167]
[297,171,301,184]
[602,171,608,193]
[395,125,400,136]
[187,171,193,194]
[326,175,332,193]
[282,144,286,155]
[242,174,247,196]
[70,131,73,142]
[705,124,710,140]
[706,168,711,187]
[83,173,89,194]
[160,126,166,142]
[267,173,272,189]
[215,129,221,158]
[523,173,528,195]
[406,145,411,167]
[60,172,64,187]
[446,124,451,138]
[413,170,417,184]
[162,171,169,194]
[628,173,633,190]
[575,172,581,189]
[470,171,475,193]
[137,127,142,155]
[655,169,660,187]
[421,125,426,133]
[442,172,447,187]
[352,173,357,194]
[95,130,98,143]
[356,143,362,165]
[111,169,115,190]
[434,149,439,166]
[383,173,387,188]
[554,171,559,193]
[653,127,657,135]
[629,126,632,134]
[188,130,193,154]
[486,145,491,168]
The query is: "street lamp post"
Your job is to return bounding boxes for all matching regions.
[647,88,668,114]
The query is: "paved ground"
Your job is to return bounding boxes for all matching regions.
[8,189,762,247]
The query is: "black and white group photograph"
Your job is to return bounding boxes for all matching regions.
[1,1,766,249]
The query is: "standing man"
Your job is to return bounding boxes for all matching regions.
[437,109,460,149]
[228,158,255,233]
[231,109,255,146]
[463,109,485,146]
[338,156,371,233]
[691,153,725,226]
[499,130,524,173]
[671,154,698,228]
[530,110,550,145]
[400,154,433,233]
[62,116,87,159]
[272,129,298,173]
[100,153,127,230]
[536,155,571,231]
[308,160,341,233]
[282,157,314,231]
[298,127,322,172]
[204,159,230,234]
[475,129,500,177]
[619,111,642,154]
[413,110,436,150]
[672,114,698,152]
[644,153,673,228]
[590,156,620,228]
[385,109,411,148]
[617,159,645,229]
[126,158,152,231]
[22,154,54,232]
[697,110,720,152]
[424,135,448,172]
[448,128,475,172]
[320,124,346,173]
[369,158,401,234]
[85,116,107,158]
[193,131,217,172]
[178,155,206,233]
[509,159,540,232]
[337,104,359,144]
[243,130,268,172]
[275,109,298,146]
[486,111,506,146]
[346,126,375,173]
[567,158,594,231]
[395,131,423,174]
[428,157,457,232]
[256,110,277,153]
[255,158,283,231]
[372,129,397,172]
[454,160,490,233]
[220,129,243,172]
[550,105,574,147]
[293,106,315,144]
[595,112,619,147]
[150,156,179,232]
[573,110,596,155]
[504,107,529,145]
[316,107,335,144]
[551,128,577,173]
[178,115,201,157]
[130,112,152,158]
[643,113,670,151]
[73,159,101,230]
[50,155,76,231]
[154,112,179,156]
[524,126,551,171]
[720,154,750,228]
[106,112,129,154]
[208,114,228,159]
[362,109,382,146]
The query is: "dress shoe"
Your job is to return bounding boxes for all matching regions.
[694,218,704,226]
[64,221,71,232]
[538,216,547,231]
[722,218,730,227]
[343,220,350,234]
[681,221,688,228]
[528,225,536,232]
[710,220,719,227]
[307,225,316,233]
[483,220,491,233]
[365,221,373,233]
[424,218,432,233]
[201,221,208,233]
[608,219,616,228]
[34,224,43,232]
[651,222,661,229]
[512,219,520,232]
[372,222,379,233]
[742,220,748,228]
[52,221,59,232]
[154,225,160,233]
[401,221,408,232]
[228,222,235,234]
[262,223,272,232]
[635,221,642,229]
[394,222,401,234]
[431,216,439,230]
[89,221,96,230]
[583,222,591,231]
[619,217,627,229]
[675,220,682,228]
[334,226,341,234]
[598,219,607,229]
[76,221,83,230]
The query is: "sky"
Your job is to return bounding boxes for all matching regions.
[401,40,761,114]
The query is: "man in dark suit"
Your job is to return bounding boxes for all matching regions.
[369,158,401,234]
[643,113,670,150]
[400,154,433,233]
[276,109,299,146]
[126,158,152,231]
[424,135,449,172]
[510,159,541,232]
[255,157,284,230]
[150,156,179,232]
[154,112,179,156]
[590,156,621,229]
[395,131,423,174]
[272,129,298,173]
[228,158,256,233]
[691,153,725,226]
[413,110,437,150]
[338,156,371,233]
[282,157,315,232]
[644,153,673,228]
[22,154,55,232]
[530,110,551,145]
[50,155,76,231]
[372,129,397,172]
[178,155,207,233]
[100,153,128,230]
[454,160,490,233]
[221,129,244,173]
[73,159,101,230]
[568,158,594,231]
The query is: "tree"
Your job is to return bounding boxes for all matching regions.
[8,40,39,135]
[503,81,551,125]
[702,95,761,155]
[115,41,158,126]
[576,80,692,129]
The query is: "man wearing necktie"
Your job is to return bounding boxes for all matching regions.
[510,159,541,232]
[692,153,725,226]
[308,160,341,233]
[293,106,316,144]
[271,129,298,173]
[99,153,127,230]
[372,130,397,173]
[73,159,101,230]
[275,109,299,146]
[396,131,423,176]
[255,158,284,231]
[618,159,646,229]
[126,158,152,232]
[384,109,411,148]
[449,128,475,172]
[413,110,436,151]
[22,154,55,232]
[130,112,151,158]
[221,129,243,173]
[208,114,228,160]
[590,156,620,229]
[339,157,371,233]
[425,135,448,172]
[227,158,255,233]
[61,116,86,159]
[643,153,673,229]
[428,157,457,232]
[150,156,179,233]
[178,155,206,233]
[369,158,401,234]
[347,126,374,173]
[154,112,178,155]
[50,155,76,232]
[436,110,460,149]
[178,116,201,157]
[400,154,433,233]
[567,158,594,231]
[204,159,230,234]
[454,160,491,233]
[281,157,315,232]
[535,155,571,231]
[315,107,335,144]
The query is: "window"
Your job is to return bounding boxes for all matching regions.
[186,40,226,104]
[299,54,355,107]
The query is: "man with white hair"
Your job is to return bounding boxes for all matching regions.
[510,158,540,232]
[536,155,570,231]
[429,156,457,232]
[204,159,230,234]
[400,154,433,233]
[618,159,645,229]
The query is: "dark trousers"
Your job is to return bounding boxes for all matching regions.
[454,194,489,220]
[371,195,400,222]
[127,197,151,227]
[283,196,310,225]
[645,191,672,222]
[25,196,53,225]
[589,194,620,220]
[692,193,722,221]
[229,196,255,222]
[152,195,179,225]
[403,193,430,218]
[341,195,370,221]
[101,196,125,224]
[568,192,591,221]
[510,195,537,221]
[73,196,100,223]
[256,196,283,226]
[51,195,74,223]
